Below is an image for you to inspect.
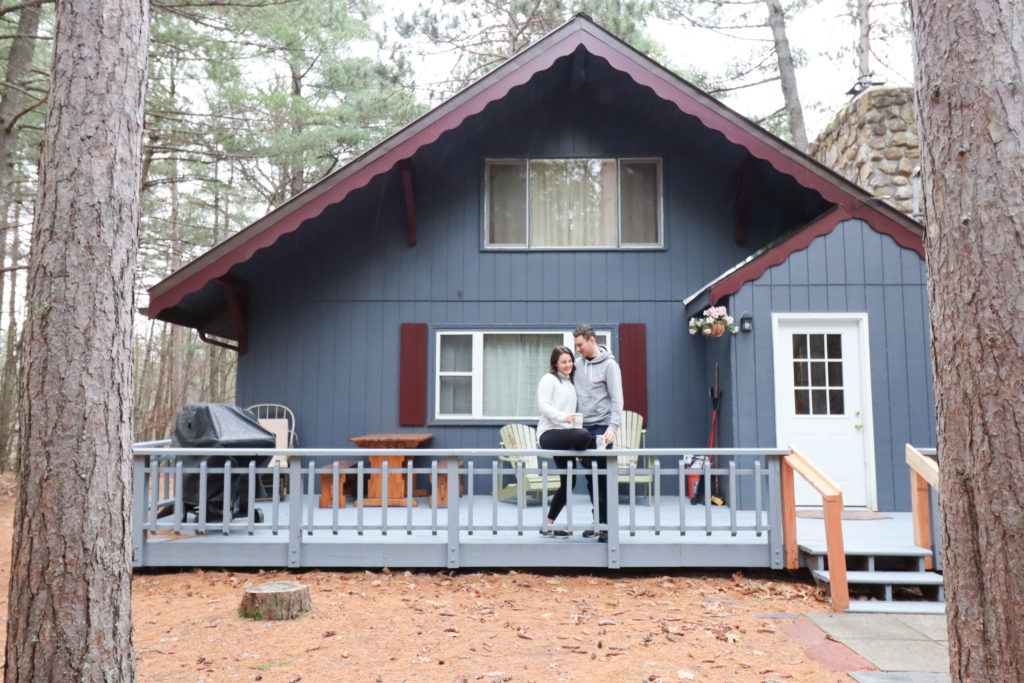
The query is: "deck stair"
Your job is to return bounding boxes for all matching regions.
[800,542,945,614]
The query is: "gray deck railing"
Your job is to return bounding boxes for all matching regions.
[132,445,791,569]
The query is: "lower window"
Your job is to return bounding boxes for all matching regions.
[436,330,609,420]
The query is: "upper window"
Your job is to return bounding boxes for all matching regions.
[485,158,662,249]
[436,330,610,420]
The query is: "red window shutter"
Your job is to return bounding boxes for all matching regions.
[619,323,647,424]
[399,323,428,426]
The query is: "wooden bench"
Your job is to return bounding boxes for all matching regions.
[318,460,358,508]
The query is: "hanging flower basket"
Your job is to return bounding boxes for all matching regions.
[689,306,737,338]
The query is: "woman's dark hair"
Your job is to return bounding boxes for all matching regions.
[548,345,575,382]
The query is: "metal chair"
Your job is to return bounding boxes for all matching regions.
[497,423,561,502]
[246,403,298,496]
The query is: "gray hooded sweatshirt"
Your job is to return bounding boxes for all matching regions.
[575,344,623,433]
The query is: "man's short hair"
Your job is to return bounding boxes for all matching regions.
[573,324,596,340]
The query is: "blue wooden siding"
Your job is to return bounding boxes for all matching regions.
[230,51,832,492]
[723,219,935,511]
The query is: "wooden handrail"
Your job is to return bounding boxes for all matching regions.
[781,446,848,612]
[906,444,939,569]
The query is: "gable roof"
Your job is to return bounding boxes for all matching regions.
[148,14,924,329]
[684,204,925,311]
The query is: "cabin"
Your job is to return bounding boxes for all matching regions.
[139,17,942,607]
[147,15,934,513]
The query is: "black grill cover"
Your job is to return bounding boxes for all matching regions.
[172,403,276,449]
[173,403,276,519]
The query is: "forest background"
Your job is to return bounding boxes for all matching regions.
[0,0,913,461]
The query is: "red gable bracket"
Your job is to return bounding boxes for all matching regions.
[707,205,925,305]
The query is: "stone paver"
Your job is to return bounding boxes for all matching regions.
[841,638,949,673]
[850,673,951,682]
[789,612,951,678]
[805,612,929,641]
[780,616,877,673]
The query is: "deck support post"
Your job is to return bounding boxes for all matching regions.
[606,454,620,568]
[780,456,799,569]
[132,457,147,567]
[288,456,302,567]
[766,456,784,568]
[447,454,460,568]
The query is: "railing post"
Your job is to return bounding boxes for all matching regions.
[822,493,849,612]
[132,456,147,568]
[287,455,302,567]
[780,455,799,569]
[906,444,937,570]
[447,454,460,568]
[606,453,620,569]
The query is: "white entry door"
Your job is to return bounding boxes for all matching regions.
[772,315,875,508]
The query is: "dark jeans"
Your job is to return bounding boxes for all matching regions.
[539,428,591,521]
[579,424,609,524]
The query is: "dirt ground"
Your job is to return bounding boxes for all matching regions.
[0,475,849,683]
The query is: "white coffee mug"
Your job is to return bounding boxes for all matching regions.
[572,413,583,429]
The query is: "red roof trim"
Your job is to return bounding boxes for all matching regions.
[708,206,925,304]
[148,16,923,321]
[148,27,591,319]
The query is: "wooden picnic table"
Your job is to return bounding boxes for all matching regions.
[349,433,433,506]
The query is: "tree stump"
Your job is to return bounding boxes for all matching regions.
[239,581,311,621]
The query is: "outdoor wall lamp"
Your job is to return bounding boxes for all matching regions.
[739,313,753,333]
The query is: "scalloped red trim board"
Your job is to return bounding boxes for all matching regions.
[148,18,921,320]
[708,206,924,305]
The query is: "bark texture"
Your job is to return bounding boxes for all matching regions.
[764,0,807,151]
[4,0,149,681]
[910,0,1024,680]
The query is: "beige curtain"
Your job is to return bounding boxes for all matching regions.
[529,159,618,247]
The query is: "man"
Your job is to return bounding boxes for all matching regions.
[572,324,623,543]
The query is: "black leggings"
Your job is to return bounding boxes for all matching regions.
[539,428,592,522]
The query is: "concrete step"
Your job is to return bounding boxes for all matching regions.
[812,569,944,586]
[845,600,946,615]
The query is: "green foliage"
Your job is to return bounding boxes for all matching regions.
[397,0,665,97]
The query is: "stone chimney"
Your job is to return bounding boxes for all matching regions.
[808,87,923,220]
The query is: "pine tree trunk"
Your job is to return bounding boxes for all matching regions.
[5,1,149,680]
[764,0,808,150]
[0,221,22,468]
[910,0,1024,679]
[0,2,42,321]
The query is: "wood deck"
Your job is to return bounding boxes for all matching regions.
[131,446,927,578]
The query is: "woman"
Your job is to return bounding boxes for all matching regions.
[536,345,593,537]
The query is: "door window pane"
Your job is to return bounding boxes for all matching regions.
[829,390,845,415]
[793,362,808,386]
[792,334,808,359]
[810,361,826,386]
[809,334,825,359]
[811,389,828,414]
[828,361,843,385]
[826,334,842,359]
[794,389,810,415]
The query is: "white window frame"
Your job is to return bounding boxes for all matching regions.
[483,157,663,249]
[434,329,612,421]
